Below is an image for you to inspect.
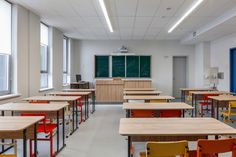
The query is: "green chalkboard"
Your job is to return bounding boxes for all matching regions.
[126,56,139,77]
[112,56,125,77]
[140,56,151,77]
[95,56,109,77]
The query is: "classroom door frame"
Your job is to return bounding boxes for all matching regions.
[230,47,236,93]
[172,56,188,98]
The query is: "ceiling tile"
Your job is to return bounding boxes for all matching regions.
[70,0,98,17]
[136,0,161,16]
[118,17,135,28]
[116,0,138,17]
[134,17,153,29]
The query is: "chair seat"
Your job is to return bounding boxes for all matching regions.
[221,110,236,116]
[37,123,57,133]
[139,152,145,157]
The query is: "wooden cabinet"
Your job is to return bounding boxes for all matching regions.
[96,79,152,103]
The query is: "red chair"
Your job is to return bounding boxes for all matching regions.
[199,94,218,117]
[77,97,85,124]
[160,110,182,117]
[196,138,236,157]
[21,113,57,157]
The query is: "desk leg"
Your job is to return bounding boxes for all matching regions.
[84,96,87,121]
[217,100,219,120]
[126,110,130,118]
[181,91,184,102]
[62,109,65,147]
[34,123,37,157]
[72,101,75,133]
[191,94,194,117]
[75,100,78,129]
[211,99,214,118]
[86,95,89,119]
[182,109,185,118]
[56,111,59,152]
[1,111,4,152]
[92,92,95,113]
[194,94,197,117]
[23,129,27,157]
[128,136,131,157]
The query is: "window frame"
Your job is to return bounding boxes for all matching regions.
[63,36,69,84]
[0,0,12,96]
[40,22,50,89]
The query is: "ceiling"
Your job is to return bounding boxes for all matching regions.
[10,0,236,41]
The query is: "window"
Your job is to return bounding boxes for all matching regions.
[63,36,69,85]
[0,0,12,95]
[40,23,50,89]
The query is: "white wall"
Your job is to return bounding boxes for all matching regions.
[210,33,236,91]
[194,42,211,87]
[73,40,195,95]
[0,4,67,104]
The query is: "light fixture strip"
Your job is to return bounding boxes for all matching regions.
[99,0,113,33]
[168,0,204,33]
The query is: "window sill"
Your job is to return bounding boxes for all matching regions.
[39,87,54,92]
[0,93,21,101]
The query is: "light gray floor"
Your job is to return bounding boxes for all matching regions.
[58,105,127,157]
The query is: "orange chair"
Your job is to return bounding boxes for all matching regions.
[150,100,181,117]
[199,94,218,117]
[196,138,236,157]
[21,113,57,157]
[130,110,156,118]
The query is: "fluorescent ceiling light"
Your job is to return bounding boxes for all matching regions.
[99,0,113,33]
[168,0,204,33]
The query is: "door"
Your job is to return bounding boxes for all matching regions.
[230,48,236,93]
[173,56,187,98]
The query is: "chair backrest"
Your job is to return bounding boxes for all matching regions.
[203,94,219,102]
[21,113,47,132]
[130,110,156,118]
[145,141,189,157]
[29,100,49,104]
[197,138,236,157]
[149,100,167,103]
[228,101,236,114]
[160,110,181,117]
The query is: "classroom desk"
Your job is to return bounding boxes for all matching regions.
[179,88,215,102]
[47,92,91,120]
[62,88,96,113]
[123,102,193,117]
[190,91,232,117]
[0,102,69,154]
[0,116,43,157]
[23,96,81,134]
[123,95,175,102]
[123,91,162,95]
[124,88,156,91]
[119,118,236,157]
[209,95,236,119]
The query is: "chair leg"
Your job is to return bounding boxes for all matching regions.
[30,139,33,157]
[50,132,54,157]
[78,105,85,124]
[201,105,203,117]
